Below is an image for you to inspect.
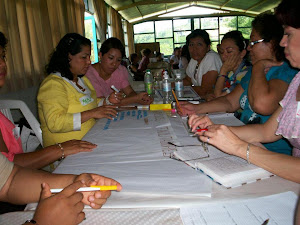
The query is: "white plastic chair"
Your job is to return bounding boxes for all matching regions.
[0,100,43,147]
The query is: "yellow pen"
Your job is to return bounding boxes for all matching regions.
[90,185,118,191]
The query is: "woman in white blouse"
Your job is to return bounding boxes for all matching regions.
[183,29,222,98]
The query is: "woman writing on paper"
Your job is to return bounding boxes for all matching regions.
[38,33,118,147]
[181,13,298,155]
[188,0,300,183]
[85,38,153,106]
[0,32,122,223]
[0,32,99,170]
[183,29,222,98]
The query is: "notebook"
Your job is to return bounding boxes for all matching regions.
[173,113,273,188]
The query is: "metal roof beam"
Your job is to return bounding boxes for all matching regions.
[116,0,209,11]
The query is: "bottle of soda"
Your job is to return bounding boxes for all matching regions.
[144,69,153,97]
[162,71,172,104]
[175,74,184,98]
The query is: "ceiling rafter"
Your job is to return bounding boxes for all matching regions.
[221,0,232,8]
[245,0,269,12]
[116,0,209,11]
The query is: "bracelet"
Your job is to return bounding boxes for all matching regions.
[246,143,251,164]
[57,143,65,160]
[25,219,38,224]
[105,96,113,105]
[218,74,229,79]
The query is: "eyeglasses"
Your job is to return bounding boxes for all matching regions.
[169,141,210,162]
[249,39,264,47]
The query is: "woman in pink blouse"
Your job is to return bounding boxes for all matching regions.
[188,0,300,184]
[85,38,153,106]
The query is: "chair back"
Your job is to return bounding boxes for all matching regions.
[0,100,43,147]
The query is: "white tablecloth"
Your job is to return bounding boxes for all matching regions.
[3,110,300,225]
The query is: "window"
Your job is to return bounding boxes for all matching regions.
[155,20,172,38]
[84,14,98,63]
[133,15,253,55]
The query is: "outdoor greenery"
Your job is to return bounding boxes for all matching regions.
[133,15,254,55]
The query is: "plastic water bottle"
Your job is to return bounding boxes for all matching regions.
[175,74,184,98]
[162,71,172,104]
[144,69,153,97]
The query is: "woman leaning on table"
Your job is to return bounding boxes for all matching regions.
[0,32,98,170]
[183,29,222,98]
[188,0,300,184]
[180,13,298,155]
[207,30,251,101]
[38,33,118,147]
[85,37,153,106]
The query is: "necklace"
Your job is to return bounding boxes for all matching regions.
[73,78,86,92]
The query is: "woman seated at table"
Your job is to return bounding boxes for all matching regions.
[0,32,98,170]
[38,33,118,147]
[180,13,298,155]
[183,29,222,98]
[85,37,153,106]
[129,53,144,81]
[170,47,180,69]
[179,44,190,70]
[188,0,300,184]
[207,31,251,101]
[147,52,169,69]
[138,48,151,72]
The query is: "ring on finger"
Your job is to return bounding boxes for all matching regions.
[207,137,210,143]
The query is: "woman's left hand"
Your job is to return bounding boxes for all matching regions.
[135,92,153,105]
[197,124,246,156]
[75,174,122,209]
[59,140,97,157]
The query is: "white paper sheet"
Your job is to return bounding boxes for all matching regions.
[180,191,298,225]
[55,160,212,197]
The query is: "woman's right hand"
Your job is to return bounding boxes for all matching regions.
[108,92,123,104]
[90,106,117,120]
[178,102,197,116]
[59,140,97,157]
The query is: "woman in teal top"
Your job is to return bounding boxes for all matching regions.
[239,61,297,154]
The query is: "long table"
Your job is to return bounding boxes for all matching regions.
[8,110,299,225]
[1,105,300,224]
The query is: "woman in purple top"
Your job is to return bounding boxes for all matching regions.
[85,38,152,106]
[188,0,300,184]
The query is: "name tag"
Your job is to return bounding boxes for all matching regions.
[79,95,94,106]
[13,126,20,140]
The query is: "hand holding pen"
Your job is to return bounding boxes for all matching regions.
[188,114,214,132]
[111,85,126,99]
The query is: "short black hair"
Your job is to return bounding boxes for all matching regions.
[276,0,300,28]
[222,30,246,52]
[46,33,91,80]
[100,37,125,58]
[252,13,284,62]
[129,53,138,63]
[186,29,211,46]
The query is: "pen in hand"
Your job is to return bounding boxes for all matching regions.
[50,185,118,193]
[111,85,120,93]
[261,219,269,225]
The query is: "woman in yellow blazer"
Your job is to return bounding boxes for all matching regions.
[38,33,118,147]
